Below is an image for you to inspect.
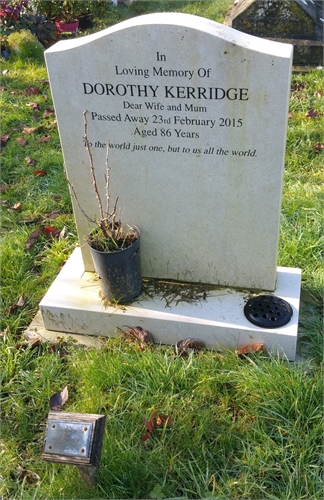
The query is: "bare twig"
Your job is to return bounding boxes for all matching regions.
[111,196,119,239]
[105,140,110,220]
[117,207,122,239]
[65,172,95,224]
[83,111,105,223]
[67,110,130,247]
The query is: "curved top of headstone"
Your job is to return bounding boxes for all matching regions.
[46,12,292,58]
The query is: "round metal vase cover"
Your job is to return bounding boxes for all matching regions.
[244,295,293,328]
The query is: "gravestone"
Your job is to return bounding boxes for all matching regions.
[39,13,301,359]
[45,13,293,291]
[225,0,324,66]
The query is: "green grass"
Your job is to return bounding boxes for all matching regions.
[90,0,233,30]
[1,338,322,499]
[0,1,323,498]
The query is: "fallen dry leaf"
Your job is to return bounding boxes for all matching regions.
[291,83,304,92]
[16,137,27,146]
[155,414,174,428]
[44,209,61,219]
[1,132,10,147]
[142,411,156,442]
[26,227,43,250]
[9,303,19,315]
[143,415,155,433]
[43,108,55,117]
[47,339,70,357]
[141,411,174,442]
[16,466,40,485]
[38,134,50,143]
[314,89,322,98]
[25,156,36,166]
[22,218,41,225]
[50,385,68,411]
[141,432,151,442]
[236,343,266,357]
[26,101,39,110]
[314,142,324,152]
[15,338,41,350]
[123,326,154,350]
[17,296,26,307]
[25,86,41,96]
[43,225,61,240]
[59,227,67,239]
[13,202,22,211]
[176,338,206,357]
[30,337,42,348]
[33,169,46,177]
[128,326,154,344]
[22,126,39,134]
[306,108,320,119]
[9,295,26,314]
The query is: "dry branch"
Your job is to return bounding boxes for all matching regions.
[83,110,105,223]
[65,174,95,225]
[66,110,127,244]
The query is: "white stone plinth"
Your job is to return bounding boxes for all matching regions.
[39,248,301,360]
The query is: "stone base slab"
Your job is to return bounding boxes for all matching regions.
[39,248,301,360]
[24,310,105,348]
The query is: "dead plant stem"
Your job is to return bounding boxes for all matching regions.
[66,110,124,243]
[65,172,95,225]
[105,140,110,220]
[104,140,119,239]
[83,110,105,224]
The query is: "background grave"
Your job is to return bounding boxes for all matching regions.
[225,0,324,66]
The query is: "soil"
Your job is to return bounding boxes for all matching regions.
[87,227,138,252]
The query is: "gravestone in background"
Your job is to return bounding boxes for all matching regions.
[45,13,293,291]
[38,13,301,359]
[225,0,324,66]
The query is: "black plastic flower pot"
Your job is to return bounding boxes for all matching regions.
[88,227,142,304]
